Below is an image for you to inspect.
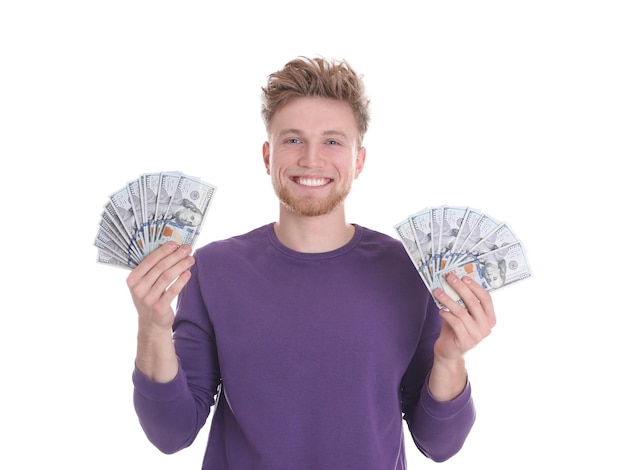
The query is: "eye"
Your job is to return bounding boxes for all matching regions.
[327,139,339,145]
[286,138,301,144]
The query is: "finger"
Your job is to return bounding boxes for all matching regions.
[146,245,194,298]
[460,275,497,328]
[157,267,192,308]
[434,274,493,346]
[443,273,488,322]
[130,249,195,326]
[127,242,178,287]
[434,272,479,314]
[437,306,487,353]
[434,290,480,352]
[127,243,191,295]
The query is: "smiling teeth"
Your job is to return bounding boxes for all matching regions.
[297,177,328,187]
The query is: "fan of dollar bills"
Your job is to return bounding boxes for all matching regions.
[94,171,217,269]
[394,206,532,308]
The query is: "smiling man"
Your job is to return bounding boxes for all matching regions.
[127,57,496,469]
[263,95,365,251]
[265,96,364,214]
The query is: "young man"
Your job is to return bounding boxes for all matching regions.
[127,57,496,469]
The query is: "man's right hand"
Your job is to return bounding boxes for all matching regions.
[126,241,195,382]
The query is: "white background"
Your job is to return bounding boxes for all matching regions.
[1,1,624,468]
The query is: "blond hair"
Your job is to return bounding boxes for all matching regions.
[261,56,370,146]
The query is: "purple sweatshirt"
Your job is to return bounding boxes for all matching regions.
[133,224,475,469]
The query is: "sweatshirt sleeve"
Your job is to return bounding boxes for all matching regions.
[408,376,476,462]
[132,258,221,454]
[132,360,206,454]
[401,293,476,462]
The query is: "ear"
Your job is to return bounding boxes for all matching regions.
[354,146,366,179]
[262,142,270,174]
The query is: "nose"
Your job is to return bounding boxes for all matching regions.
[298,142,324,168]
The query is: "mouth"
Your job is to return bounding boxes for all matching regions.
[291,176,332,187]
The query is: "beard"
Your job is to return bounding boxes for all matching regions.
[274,180,352,217]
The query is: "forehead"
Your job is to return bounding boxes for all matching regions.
[270,96,358,136]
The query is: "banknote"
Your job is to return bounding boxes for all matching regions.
[436,242,532,308]
[439,205,469,271]
[407,209,434,277]
[94,171,217,269]
[394,218,432,287]
[395,205,532,308]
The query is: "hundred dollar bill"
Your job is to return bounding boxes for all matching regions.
[152,171,183,250]
[454,222,520,266]
[140,172,161,251]
[439,205,469,271]
[409,209,434,278]
[109,185,145,254]
[450,212,500,266]
[103,202,130,244]
[102,201,143,261]
[155,174,217,248]
[127,178,147,253]
[94,227,138,268]
[96,247,134,270]
[445,207,482,266]
[97,217,142,265]
[99,213,128,252]
[394,218,433,288]
[435,241,532,307]
[95,171,218,270]
[430,206,444,273]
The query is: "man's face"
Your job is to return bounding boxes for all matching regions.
[484,263,504,288]
[176,207,202,227]
[263,96,365,217]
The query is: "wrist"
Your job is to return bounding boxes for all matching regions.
[135,322,177,383]
[428,357,467,402]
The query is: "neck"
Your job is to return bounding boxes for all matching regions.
[273,205,354,253]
